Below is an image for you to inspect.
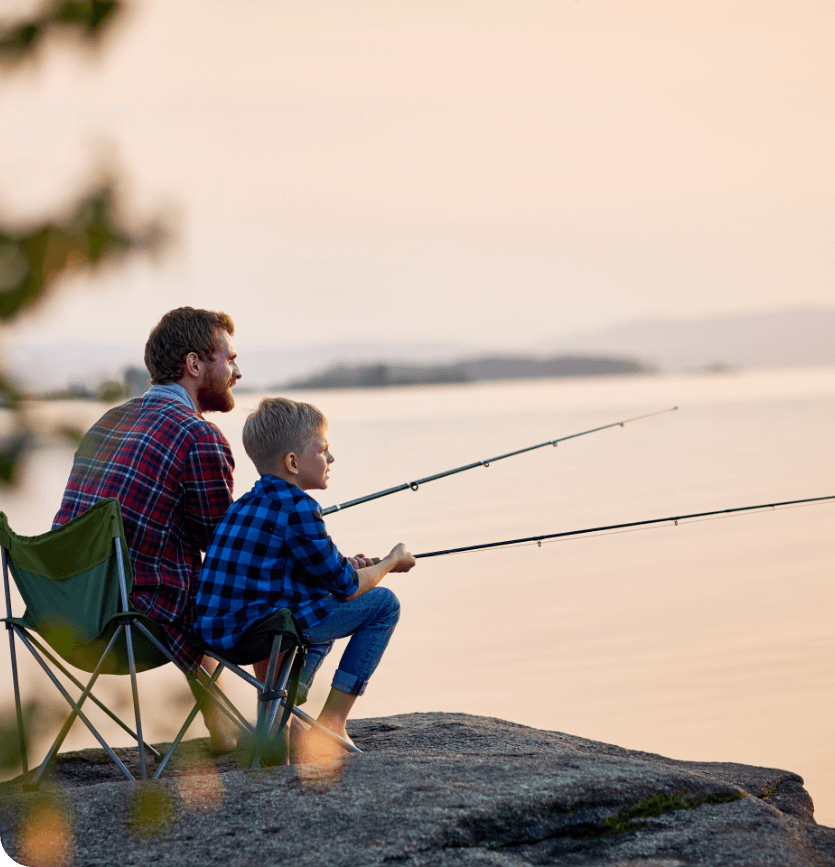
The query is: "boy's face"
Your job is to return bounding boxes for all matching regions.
[294,426,334,491]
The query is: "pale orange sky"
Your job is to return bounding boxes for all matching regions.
[2,0,833,355]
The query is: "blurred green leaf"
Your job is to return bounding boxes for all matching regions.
[0,0,123,68]
[0,431,31,485]
[0,183,166,323]
[0,701,36,772]
[129,782,176,838]
[96,380,127,403]
[57,425,84,446]
[0,0,170,490]
[0,699,72,775]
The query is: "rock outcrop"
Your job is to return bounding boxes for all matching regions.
[2,712,834,866]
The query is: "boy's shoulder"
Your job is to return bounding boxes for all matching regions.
[254,475,322,509]
[224,475,320,523]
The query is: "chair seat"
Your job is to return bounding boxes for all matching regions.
[3,611,172,674]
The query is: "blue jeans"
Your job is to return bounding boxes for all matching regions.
[298,587,400,699]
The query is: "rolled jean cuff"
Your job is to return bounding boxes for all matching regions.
[332,668,368,696]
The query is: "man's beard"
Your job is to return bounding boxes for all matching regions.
[197,369,235,413]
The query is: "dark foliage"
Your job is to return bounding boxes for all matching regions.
[0,0,123,68]
[0,0,169,487]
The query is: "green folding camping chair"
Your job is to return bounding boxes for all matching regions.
[1,498,355,783]
[0,498,243,783]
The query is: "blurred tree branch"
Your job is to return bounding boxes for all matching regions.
[0,182,167,323]
[0,0,172,487]
[0,0,123,69]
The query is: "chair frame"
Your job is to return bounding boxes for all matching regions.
[2,522,180,783]
[2,504,358,786]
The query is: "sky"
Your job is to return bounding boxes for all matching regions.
[1,0,834,362]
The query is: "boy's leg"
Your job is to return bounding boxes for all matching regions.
[294,641,335,702]
[301,587,401,717]
[317,688,359,740]
[292,688,359,764]
[292,589,400,763]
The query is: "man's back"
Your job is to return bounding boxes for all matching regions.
[54,392,234,668]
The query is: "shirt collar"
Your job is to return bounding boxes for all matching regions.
[257,475,320,508]
[145,383,196,411]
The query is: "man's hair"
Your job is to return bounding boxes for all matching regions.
[144,307,235,385]
[243,397,327,475]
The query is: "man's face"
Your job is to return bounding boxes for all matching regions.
[294,426,334,491]
[197,330,241,413]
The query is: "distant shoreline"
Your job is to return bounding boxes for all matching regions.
[279,354,654,390]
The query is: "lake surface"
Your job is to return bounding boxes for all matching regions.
[2,367,834,821]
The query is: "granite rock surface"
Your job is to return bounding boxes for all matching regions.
[1,712,834,866]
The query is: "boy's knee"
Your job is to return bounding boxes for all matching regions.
[371,586,400,623]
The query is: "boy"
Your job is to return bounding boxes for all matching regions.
[194,397,416,747]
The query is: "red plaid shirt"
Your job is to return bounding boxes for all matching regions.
[53,393,234,672]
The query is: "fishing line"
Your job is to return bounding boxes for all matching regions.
[413,495,835,559]
[323,405,677,516]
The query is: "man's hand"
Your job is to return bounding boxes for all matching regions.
[387,543,416,573]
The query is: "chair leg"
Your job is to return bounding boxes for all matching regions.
[122,621,147,780]
[250,640,296,769]
[264,648,300,741]
[152,664,225,779]
[134,622,253,735]
[4,549,29,776]
[29,621,166,785]
[6,625,29,777]
[14,629,135,783]
[22,630,161,761]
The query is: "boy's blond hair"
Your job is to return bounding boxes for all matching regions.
[243,397,327,475]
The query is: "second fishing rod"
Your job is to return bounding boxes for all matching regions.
[323,405,677,516]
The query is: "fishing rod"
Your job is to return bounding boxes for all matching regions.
[323,405,678,516]
[414,495,835,559]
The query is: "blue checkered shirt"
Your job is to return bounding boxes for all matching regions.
[194,475,359,650]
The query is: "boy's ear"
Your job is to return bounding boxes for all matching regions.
[284,451,299,476]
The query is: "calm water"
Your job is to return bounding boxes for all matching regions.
[2,368,834,821]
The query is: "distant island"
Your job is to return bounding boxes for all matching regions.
[281,354,653,390]
[10,307,833,393]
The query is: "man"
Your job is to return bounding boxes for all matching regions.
[53,307,242,751]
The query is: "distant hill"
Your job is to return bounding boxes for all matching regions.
[8,307,834,391]
[8,340,467,391]
[283,355,650,389]
[540,308,835,370]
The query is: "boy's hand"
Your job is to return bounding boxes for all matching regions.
[387,543,416,573]
[346,544,416,600]
[348,554,380,569]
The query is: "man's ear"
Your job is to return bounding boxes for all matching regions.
[284,451,299,476]
[184,351,202,379]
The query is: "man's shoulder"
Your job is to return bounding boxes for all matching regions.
[84,396,231,463]
[136,396,230,445]
[90,395,196,428]
[88,397,142,427]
